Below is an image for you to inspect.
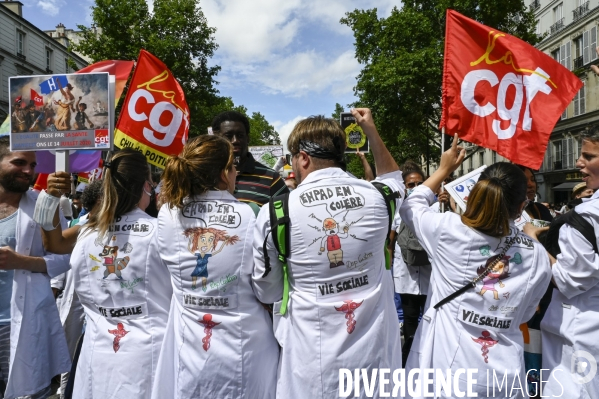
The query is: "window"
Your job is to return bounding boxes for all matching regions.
[479,151,484,167]
[562,137,575,169]
[544,142,553,171]
[535,21,541,36]
[575,36,584,58]
[45,48,52,71]
[554,3,563,22]
[554,141,563,169]
[65,57,69,73]
[560,42,571,70]
[552,48,560,62]
[492,151,497,164]
[574,82,585,116]
[16,31,25,56]
[592,26,598,61]
[468,155,473,171]
[582,28,597,64]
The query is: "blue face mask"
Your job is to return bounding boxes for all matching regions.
[406,188,415,197]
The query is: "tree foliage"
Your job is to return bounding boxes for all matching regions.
[72,0,279,143]
[341,0,541,165]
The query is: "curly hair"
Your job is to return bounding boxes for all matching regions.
[183,227,239,252]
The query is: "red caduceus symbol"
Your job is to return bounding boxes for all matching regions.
[334,300,364,334]
[108,323,129,353]
[472,330,499,363]
[198,314,221,352]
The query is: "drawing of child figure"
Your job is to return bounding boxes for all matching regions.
[184,227,239,291]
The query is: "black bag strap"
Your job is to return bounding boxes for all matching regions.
[566,210,598,254]
[372,182,401,270]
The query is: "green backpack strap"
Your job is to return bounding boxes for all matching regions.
[371,182,401,270]
[262,193,291,315]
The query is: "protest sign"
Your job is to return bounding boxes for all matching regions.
[9,72,113,151]
[440,9,583,169]
[340,112,369,153]
[114,50,190,168]
[249,145,284,168]
[445,165,487,211]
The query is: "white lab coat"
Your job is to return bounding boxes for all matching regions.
[392,215,431,296]
[399,185,551,398]
[52,269,85,357]
[253,168,404,399]
[541,190,599,398]
[5,190,71,399]
[69,208,171,399]
[151,190,278,398]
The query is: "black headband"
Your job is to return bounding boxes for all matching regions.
[298,139,345,166]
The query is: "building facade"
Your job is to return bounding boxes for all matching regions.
[0,0,88,120]
[44,23,95,63]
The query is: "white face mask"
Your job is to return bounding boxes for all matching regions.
[406,188,415,197]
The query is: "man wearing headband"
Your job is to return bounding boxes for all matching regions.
[252,108,404,398]
[211,111,288,208]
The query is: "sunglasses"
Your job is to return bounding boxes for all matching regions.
[406,181,424,189]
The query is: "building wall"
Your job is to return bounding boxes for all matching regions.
[0,2,87,119]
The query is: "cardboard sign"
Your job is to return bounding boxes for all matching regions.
[340,112,369,153]
[9,72,113,151]
[445,165,488,211]
[249,145,284,168]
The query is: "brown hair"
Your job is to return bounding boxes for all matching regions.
[161,135,234,209]
[401,160,425,181]
[287,116,346,167]
[461,162,527,238]
[86,149,150,238]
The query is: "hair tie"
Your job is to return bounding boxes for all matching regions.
[103,161,112,170]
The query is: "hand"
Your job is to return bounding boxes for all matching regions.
[439,133,466,175]
[79,96,82,100]
[437,190,451,205]
[0,247,21,270]
[356,150,365,159]
[47,172,72,197]
[350,108,376,133]
[319,247,325,254]
[592,47,599,75]
[499,282,505,288]
[89,123,94,129]
[343,226,349,233]
[523,223,548,241]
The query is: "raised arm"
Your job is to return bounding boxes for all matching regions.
[350,108,398,175]
[356,151,374,181]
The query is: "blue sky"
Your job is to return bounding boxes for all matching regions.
[23,0,400,150]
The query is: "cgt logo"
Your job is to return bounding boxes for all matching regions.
[571,350,598,384]
[95,129,110,148]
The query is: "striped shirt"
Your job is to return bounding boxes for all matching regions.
[234,153,289,207]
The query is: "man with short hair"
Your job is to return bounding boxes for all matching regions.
[0,136,70,399]
[252,108,403,398]
[211,111,288,208]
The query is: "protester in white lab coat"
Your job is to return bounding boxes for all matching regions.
[526,128,599,398]
[253,109,403,399]
[0,137,71,399]
[399,137,551,398]
[151,135,277,398]
[66,149,171,398]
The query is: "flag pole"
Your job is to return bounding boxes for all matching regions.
[440,127,446,213]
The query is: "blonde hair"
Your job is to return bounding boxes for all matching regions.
[161,135,234,209]
[86,149,150,238]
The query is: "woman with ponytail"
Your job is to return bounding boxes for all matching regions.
[398,135,551,398]
[151,135,277,398]
[65,149,171,398]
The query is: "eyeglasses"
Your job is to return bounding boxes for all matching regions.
[216,131,246,141]
[406,181,424,189]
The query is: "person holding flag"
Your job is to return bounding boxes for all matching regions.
[399,135,551,398]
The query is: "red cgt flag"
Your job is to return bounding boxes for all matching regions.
[440,10,583,169]
[114,50,189,169]
[30,89,44,107]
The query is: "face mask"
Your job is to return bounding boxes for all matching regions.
[406,188,415,197]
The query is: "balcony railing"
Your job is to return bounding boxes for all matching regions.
[550,18,565,35]
[573,1,590,22]
[16,52,26,61]
[574,55,584,69]
[529,0,540,11]
[554,161,563,170]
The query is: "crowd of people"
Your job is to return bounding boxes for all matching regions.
[0,107,597,399]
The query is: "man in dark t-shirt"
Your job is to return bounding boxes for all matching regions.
[211,111,288,210]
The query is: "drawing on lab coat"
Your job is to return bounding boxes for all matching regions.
[334,300,363,334]
[94,235,133,280]
[471,330,498,363]
[476,247,523,300]
[108,322,129,353]
[198,314,221,351]
[184,227,240,291]
[299,184,367,268]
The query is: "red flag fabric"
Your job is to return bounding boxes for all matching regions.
[114,50,189,169]
[440,10,583,169]
[30,89,44,107]
[33,173,49,191]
